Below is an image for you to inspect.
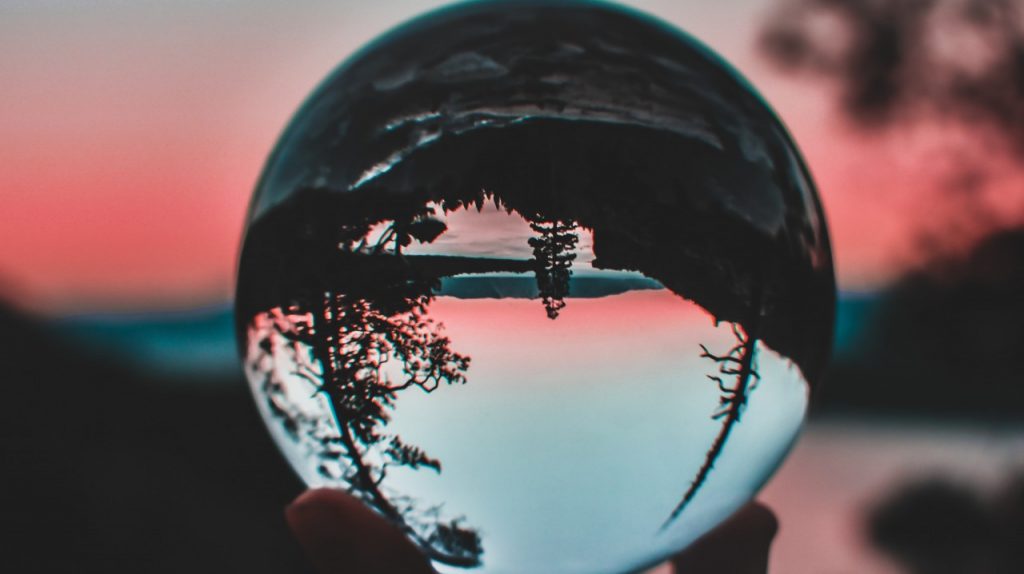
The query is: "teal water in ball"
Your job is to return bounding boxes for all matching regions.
[236,2,834,573]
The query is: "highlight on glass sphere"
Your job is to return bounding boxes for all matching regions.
[235,1,835,572]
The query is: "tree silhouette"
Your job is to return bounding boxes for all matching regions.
[242,201,484,568]
[663,316,762,528]
[369,209,448,256]
[527,218,579,319]
[250,277,483,567]
[314,281,482,566]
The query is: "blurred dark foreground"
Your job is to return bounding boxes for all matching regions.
[869,475,1024,574]
[0,302,310,573]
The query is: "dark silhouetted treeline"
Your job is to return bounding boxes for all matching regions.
[821,228,1024,417]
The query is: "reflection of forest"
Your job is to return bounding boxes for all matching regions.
[239,119,832,384]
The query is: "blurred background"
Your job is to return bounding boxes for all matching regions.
[2,0,1022,572]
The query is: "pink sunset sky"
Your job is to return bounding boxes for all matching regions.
[2,0,1021,313]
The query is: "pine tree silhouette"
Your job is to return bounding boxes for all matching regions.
[528,218,579,319]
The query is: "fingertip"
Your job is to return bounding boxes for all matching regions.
[738,501,780,542]
[285,488,362,529]
[670,502,778,574]
[286,488,435,574]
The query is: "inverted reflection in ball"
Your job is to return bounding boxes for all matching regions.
[236,3,834,573]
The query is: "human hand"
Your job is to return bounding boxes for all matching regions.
[286,489,777,574]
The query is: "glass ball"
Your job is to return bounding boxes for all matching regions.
[235,2,835,573]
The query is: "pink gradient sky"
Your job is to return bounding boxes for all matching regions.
[2,0,1020,313]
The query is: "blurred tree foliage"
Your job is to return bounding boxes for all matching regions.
[761,0,1024,416]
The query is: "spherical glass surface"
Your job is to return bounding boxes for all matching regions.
[236,2,835,573]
